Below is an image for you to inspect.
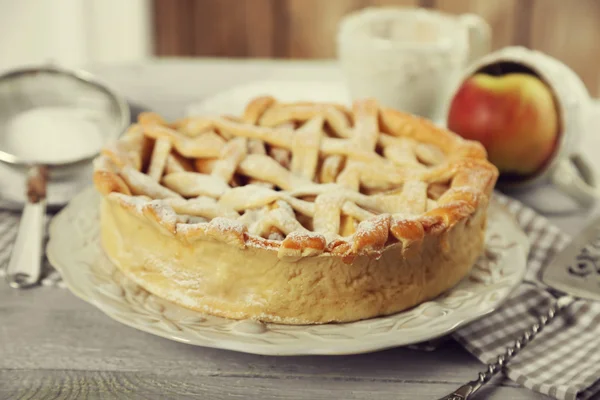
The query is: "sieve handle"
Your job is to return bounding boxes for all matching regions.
[5,165,47,289]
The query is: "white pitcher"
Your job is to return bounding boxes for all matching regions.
[337,7,491,122]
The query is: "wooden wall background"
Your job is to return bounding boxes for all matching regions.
[153,0,600,96]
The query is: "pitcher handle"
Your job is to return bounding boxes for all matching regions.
[551,152,599,208]
[459,14,491,65]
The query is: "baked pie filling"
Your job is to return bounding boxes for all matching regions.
[93,96,498,324]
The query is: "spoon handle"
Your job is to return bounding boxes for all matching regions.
[5,166,48,289]
[437,295,575,400]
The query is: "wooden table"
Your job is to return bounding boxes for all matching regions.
[1,59,598,400]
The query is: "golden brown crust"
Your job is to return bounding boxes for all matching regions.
[94,96,498,324]
[93,170,131,196]
[93,98,498,262]
[101,195,486,323]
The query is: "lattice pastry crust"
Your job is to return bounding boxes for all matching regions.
[94,96,498,324]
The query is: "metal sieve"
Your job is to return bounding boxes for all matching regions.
[0,65,130,288]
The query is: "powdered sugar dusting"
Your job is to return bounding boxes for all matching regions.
[97,96,488,259]
[209,217,246,233]
[121,166,181,199]
[357,219,377,232]
[163,172,230,198]
[147,200,178,226]
[109,193,151,214]
[175,222,207,234]
[285,230,325,244]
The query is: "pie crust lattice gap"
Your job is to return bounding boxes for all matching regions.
[93,96,498,263]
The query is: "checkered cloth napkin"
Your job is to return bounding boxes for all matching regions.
[451,194,600,400]
[1,194,599,399]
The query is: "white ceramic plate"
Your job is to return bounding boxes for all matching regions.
[185,79,448,127]
[47,187,528,356]
[186,80,352,117]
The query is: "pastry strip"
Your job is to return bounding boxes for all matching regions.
[162,172,230,198]
[147,138,172,181]
[291,117,324,180]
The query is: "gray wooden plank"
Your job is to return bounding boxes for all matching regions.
[0,286,517,387]
[0,285,547,400]
[0,370,548,400]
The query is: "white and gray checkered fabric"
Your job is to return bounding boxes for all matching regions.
[452,194,600,400]
[1,193,599,399]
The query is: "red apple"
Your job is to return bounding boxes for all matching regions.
[447,73,559,176]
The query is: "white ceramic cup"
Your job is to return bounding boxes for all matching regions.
[337,7,491,122]
[460,46,599,210]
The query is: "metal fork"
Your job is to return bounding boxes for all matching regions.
[438,295,574,400]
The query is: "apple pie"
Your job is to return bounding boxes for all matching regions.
[93,96,498,324]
